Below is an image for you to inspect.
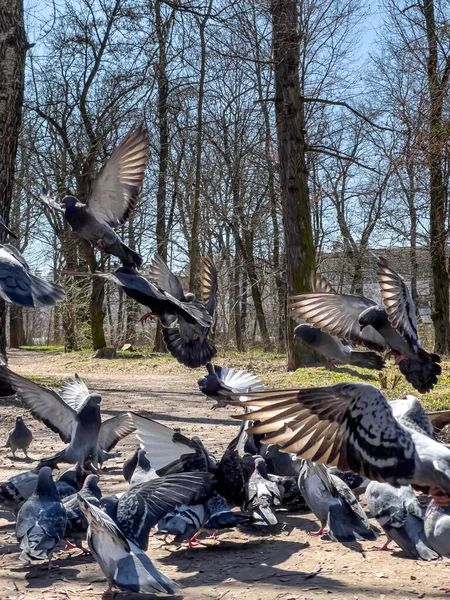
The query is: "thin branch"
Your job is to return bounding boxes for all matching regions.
[307,145,383,174]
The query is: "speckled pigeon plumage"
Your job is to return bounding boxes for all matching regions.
[63,474,102,551]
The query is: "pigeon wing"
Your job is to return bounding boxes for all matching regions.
[40,187,65,212]
[389,396,434,438]
[232,383,416,484]
[99,414,136,451]
[87,124,149,228]
[200,255,218,317]
[289,292,387,352]
[377,256,419,350]
[0,366,76,443]
[59,374,90,410]
[310,271,336,294]
[148,254,185,300]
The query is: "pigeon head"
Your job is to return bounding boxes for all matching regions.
[294,323,317,344]
[100,495,118,520]
[83,474,102,498]
[359,306,389,330]
[185,292,196,302]
[137,448,151,470]
[61,195,78,208]
[16,416,23,423]
[85,393,102,406]
[35,466,59,499]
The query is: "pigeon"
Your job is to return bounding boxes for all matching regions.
[78,495,180,595]
[243,455,281,526]
[261,444,302,478]
[41,124,148,269]
[0,238,64,308]
[64,474,102,552]
[0,366,135,472]
[366,481,439,560]
[289,258,441,393]
[157,504,206,545]
[16,467,67,568]
[129,449,158,486]
[148,254,218,368]
[5,416,33,457]
[424,500,450,563]
[231,383,450,493]
[123,448,139,483]
[328,468,370,500]
[101,471,214,551]
[0,469,40,514]
[130,412,217,475]
[198,363,264,408]
[204,491,250,533]
[55,467,84,499]
[299,460,375,542]
[294,324,385,370]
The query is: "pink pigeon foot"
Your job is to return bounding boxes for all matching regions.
[139,312,155,324]
[394,354,409,365]
[439,588,450,594]
[373,541,391,551]
[207,531,218,540]
[326,359,338,368]
[96,239,106,251]
[309,527,328,536]
[64,540,78,549]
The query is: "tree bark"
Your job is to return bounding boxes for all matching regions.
[271,0,315,369]
[0,0,27,359]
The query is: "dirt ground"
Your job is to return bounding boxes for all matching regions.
[1,349,450,600]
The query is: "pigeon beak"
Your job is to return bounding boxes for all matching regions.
[0,217,18,239]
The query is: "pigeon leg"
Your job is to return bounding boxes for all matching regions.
[373,541,391,551]
[47,552,57,570]
[439,587,450,594]
[309,526,328,536]
[394,354,409,365]
[326,359,338,368]
[11,449,16,458]
[139,312,155,324]
[64,540,78,549]
[184,537,199,548]
[206,531,218,540]
[96,239,106,251]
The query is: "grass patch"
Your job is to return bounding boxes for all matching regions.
[19,345,65,352]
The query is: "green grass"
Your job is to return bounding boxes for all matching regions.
[19,345,65,352]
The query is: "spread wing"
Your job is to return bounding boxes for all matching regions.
[377,256,419,350]
[99,414,136,451]
[310,272,336,293]
[87,123,149,227]
[389,396,434,438]
[40,187,65,212]
[0,366,77,443]
[129,413,196,472]
[200,255,218,317]
[148,254,185,300]
[231,383,416,483]
[59,374,90,410]
[289,292,387,352]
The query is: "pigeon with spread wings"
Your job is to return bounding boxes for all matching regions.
[290,257,440,392]
[0,367,134,472]
[41,123,148,269]
[230,383,450,493]
[198,363,264,408]
[148,254,218,368]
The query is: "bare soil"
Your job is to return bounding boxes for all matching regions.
[0,349,449,600]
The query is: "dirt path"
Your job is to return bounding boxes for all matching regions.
[0,349,449,600]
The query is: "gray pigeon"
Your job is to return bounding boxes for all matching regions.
[64,474,102,552]
[424,500,450,562]
[204,491,250,535]
[129,449,158,486]
[198,363,264,408]
[78,495,180,595]
[289,258,440,393]
[294,324,384,370]
[0,367,134,473]
[233,383,450,493]
[16,467,67,568]
[157,504,205,546]
[41,124,148,269]
[0,234,64,307]
[149,254,217,368]
[299,460,375,542]
[366,481,439,560]
[243,455,281,526]
[0,469,40,514]
[6,416,33,458]
[55,467,84,499]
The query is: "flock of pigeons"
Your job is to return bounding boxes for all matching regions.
[2,123,450,594]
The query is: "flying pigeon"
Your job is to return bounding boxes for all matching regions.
[16,467,67,568]
[101,471,214,551]
[78,495,180,595]
[129,449,158,486]
[231,383,450,493]
[198,363,265,408]
[294,323,385,370]
[299,460,375,542]
[0,227,64,307]
[148,254,218,368]
[366,481,439,560]
[289,258,441,393]
[64,474,102,553]
[5,416,32,458]
[0,367,135,472]
[41,123,148,269]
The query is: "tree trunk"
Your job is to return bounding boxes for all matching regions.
[271,0,315,369]
[90,276,106,350]
[233,255,244,351]
[9,304,25,348]
[422,0,450,353]
[0,0,27,358]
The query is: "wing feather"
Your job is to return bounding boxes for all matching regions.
[99,414,136,451]
[200,256,218,317]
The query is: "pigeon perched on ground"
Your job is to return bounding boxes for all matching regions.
[41,124,148,269]
[64,474,102,552]
[243,455,281,526]
[232,383,450,493]
[289,258,441,393]
[101,472,213,550]
[16,467,67,568]
[328,468,370,500]
[129,449,158,486]
[294,323,385,370]
[198,363,264,408]
[157,504,206,545]
[55,467,84,499]
[0,223,64,307]
[299,460,375,542]
[5,416,33,458]
[79,495,181,594]
[148,254,217,368]
[0,367,135,472]
[204,491,250,533]
[366,481,439,560]
[424,501,450,562]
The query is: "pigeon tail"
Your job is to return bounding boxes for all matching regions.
[384,518,440,561]
[163,327,217,368]
[348,351,385,370]
[328,498,376,542]
[206,510,250,530]
[108,240,143,269]
[398,350,441,393]
[251,501,278,526]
